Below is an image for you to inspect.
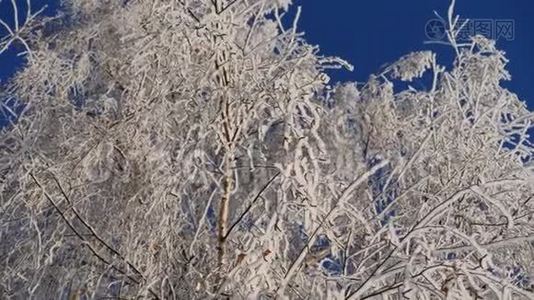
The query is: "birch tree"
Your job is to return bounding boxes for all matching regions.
[0,0,340,298]
[1,0,534,299]
[313,6,534,299]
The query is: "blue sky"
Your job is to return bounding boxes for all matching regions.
[0,0,58,83]
[1,0,533,106]
[295,0,534,108]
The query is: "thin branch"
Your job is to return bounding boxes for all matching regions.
[223,171,280,240]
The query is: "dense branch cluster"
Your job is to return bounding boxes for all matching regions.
[1,0,534,299]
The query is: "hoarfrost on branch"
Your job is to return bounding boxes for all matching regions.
[1,0,534,299]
